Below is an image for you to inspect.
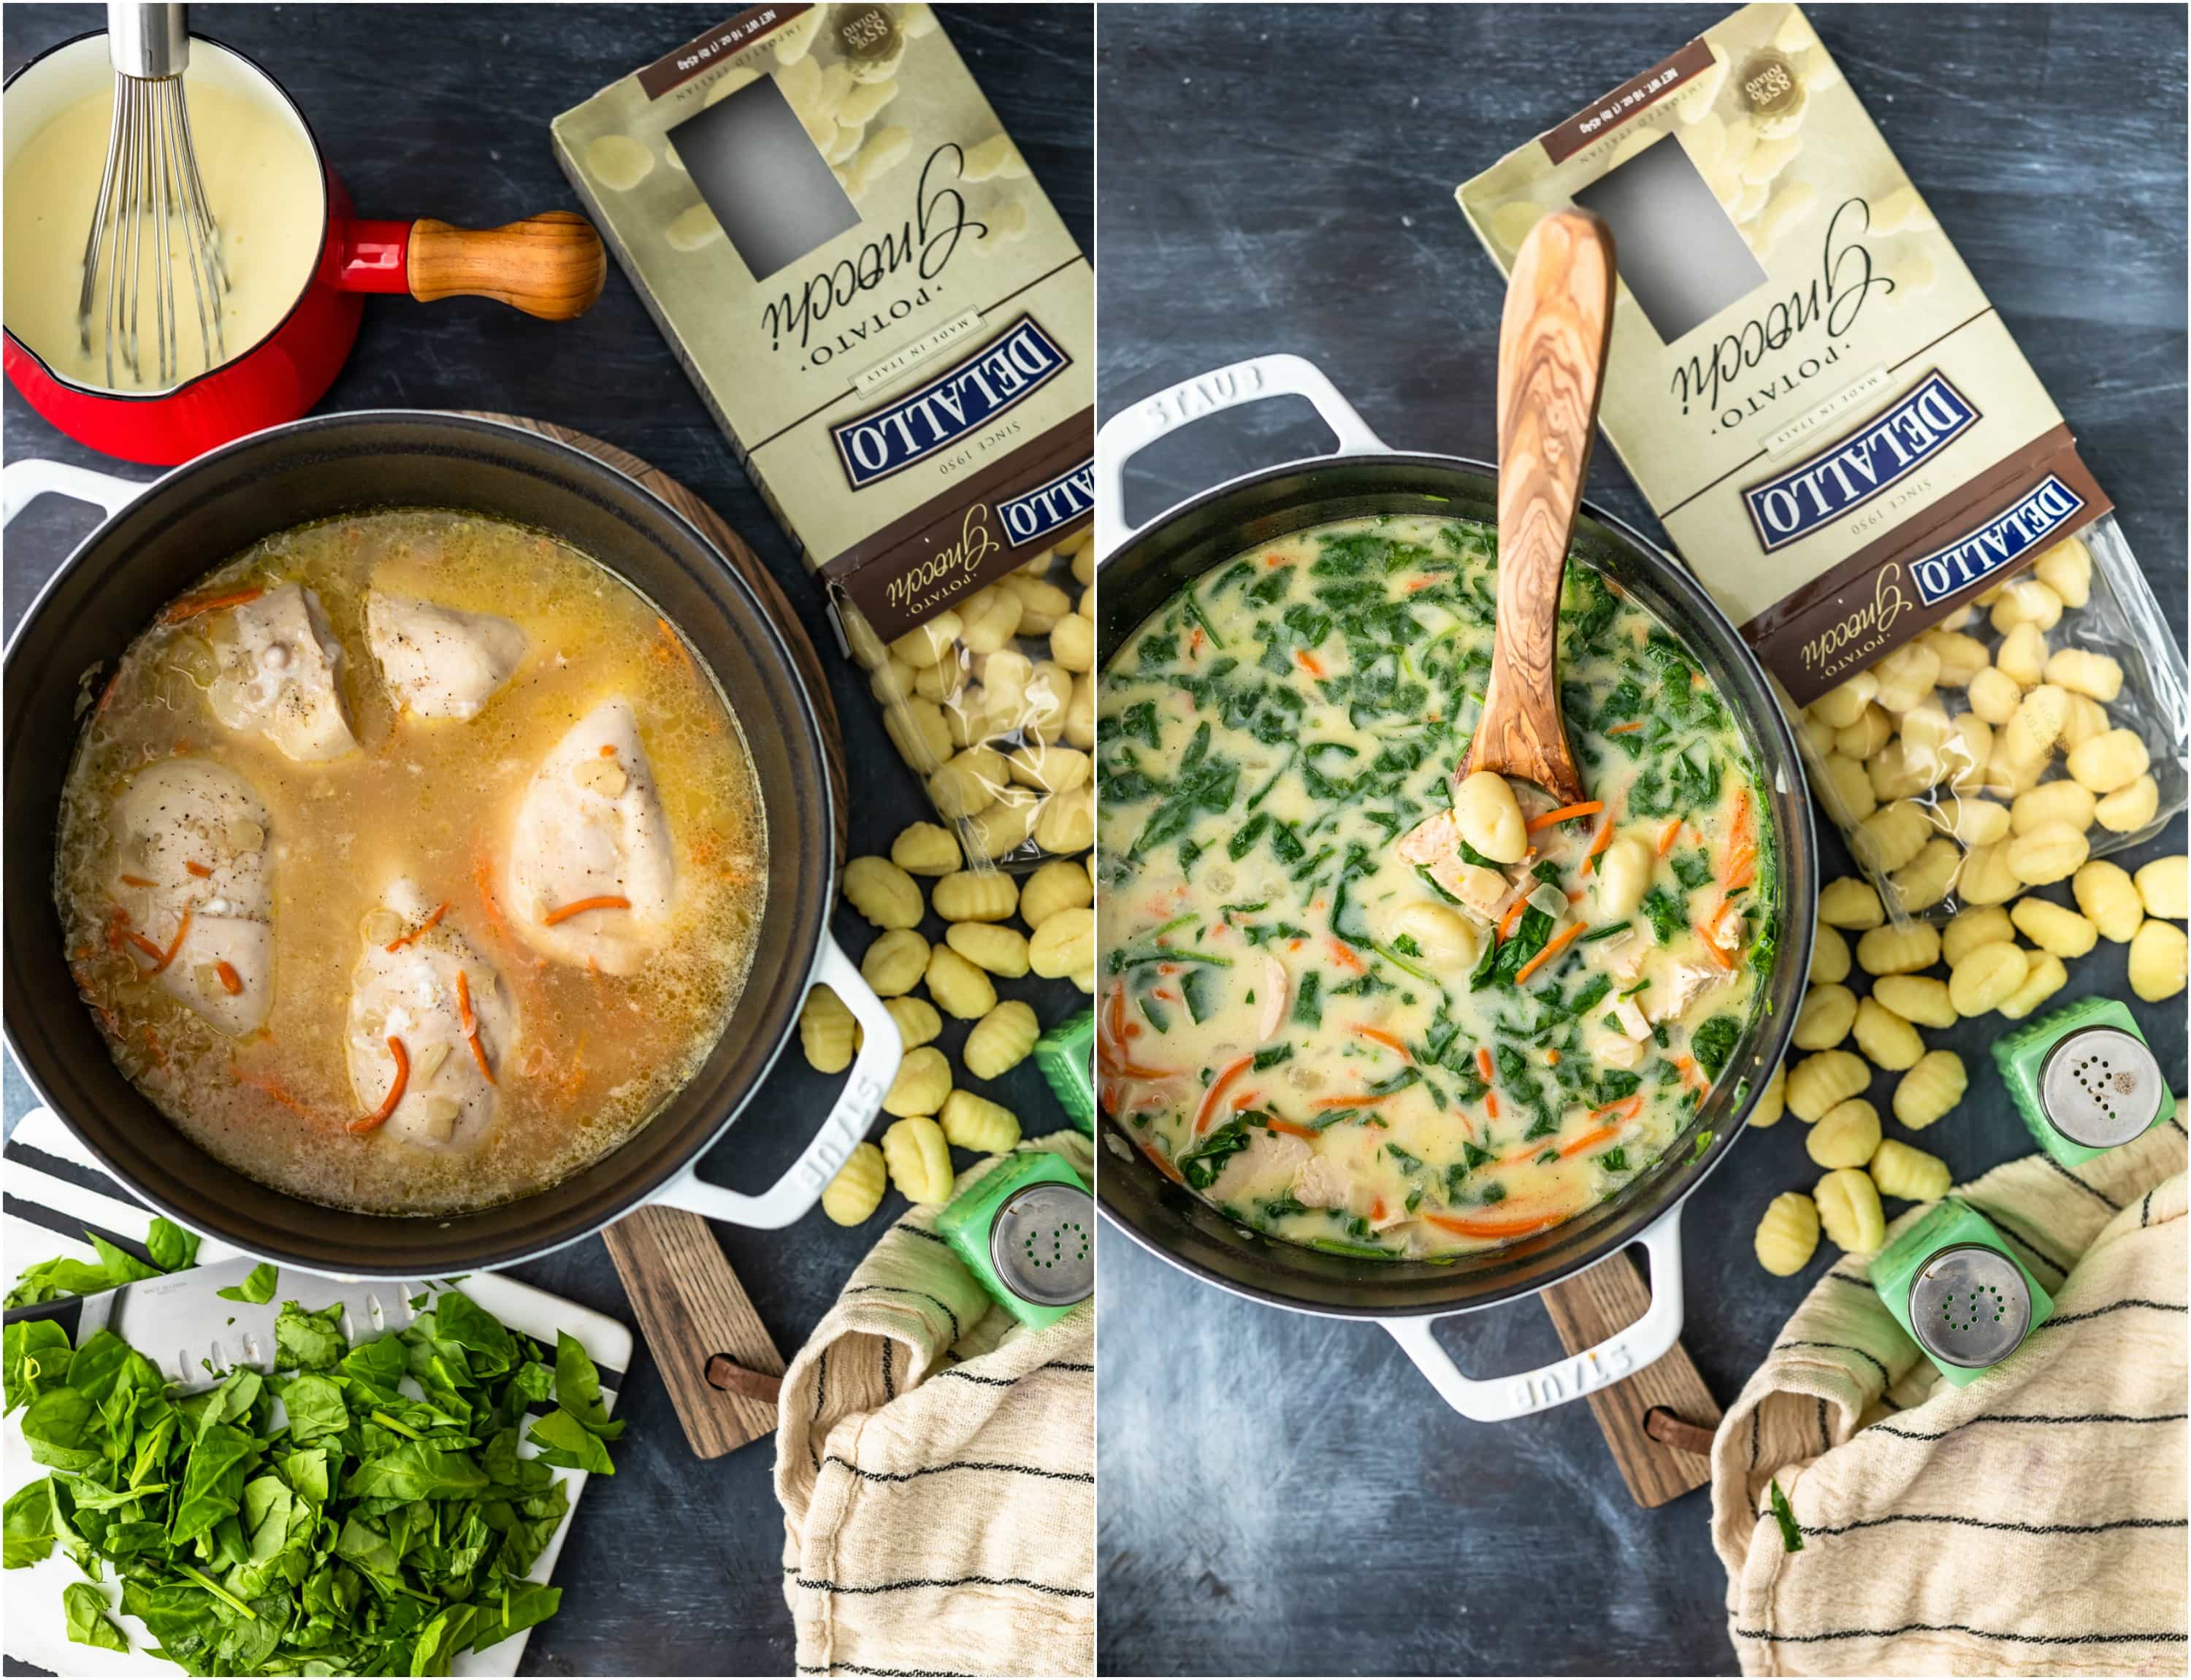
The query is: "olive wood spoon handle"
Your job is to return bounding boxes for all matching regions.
[1458,208,1616,808]
[408,211,607,321]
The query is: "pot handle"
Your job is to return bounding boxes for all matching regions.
[1380,1208,1686,1423]
[333,212,608,321]
[1,459,153,526]
[649,933,901,1230]
[1093,353,1389,559]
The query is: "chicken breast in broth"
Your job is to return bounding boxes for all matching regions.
[55,509,766,1216]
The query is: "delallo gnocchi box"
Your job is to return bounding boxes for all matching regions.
[554,4,1095,865]
[1458,1,2185,920]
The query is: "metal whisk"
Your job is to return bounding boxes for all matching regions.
[77,3,229,389]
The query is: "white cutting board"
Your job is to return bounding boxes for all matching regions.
[1,1107,631,1679]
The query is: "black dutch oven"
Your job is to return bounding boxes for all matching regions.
[1093,355,1816,1421]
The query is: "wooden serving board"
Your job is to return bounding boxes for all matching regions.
[470,414,845,1459]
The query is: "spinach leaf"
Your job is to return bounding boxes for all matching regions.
[1291,971,1323,1029]
[551,1332,625,1442]
[145,1219,201,1276]
[1692,1014,1743,1080]
[217,1262,280,1305]
[272,1302,345,1371]
[1640,886,1689,946]
[4,1319,72,1415]
[525,1408,615,1476]
[2,1477,60,1568]
[63,1581,129,1652]
[1176,1119,1253,1193]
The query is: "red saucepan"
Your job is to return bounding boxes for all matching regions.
[3,31,605,464]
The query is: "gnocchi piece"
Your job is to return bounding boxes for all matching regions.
[2066,729,2149,794]
[1034,783,1096,855]
[1594,835,1656,920]
[1987,576,2064,634]
[1871,974,1956,1030]
[926,944,998,1020]
[1894,1049,1967,1130]
[884,697,952,769]
[892,613,961,669]
[1808,1097,1882,1170]
[1049,613,1096,673]
[1788,1050,1869,1123]
[1819,753,1878,823]
[869,655,917,703]
[860,929,930,997]
[933,868,1019,924]
[1869,739,1937,804]
[883,1046,952,1118]
[1870,1138,1951,1204]
[1818,878,1884,929]
[1965,666,2022,725]
[1997,683,2070,768]
[1836,704,1894,759]
[1029,905,1095,989]
[2005,820,2089,886]
[1809,923,1851,986]
[1942,905,2015,965]
[1019,858,1093,930]
[928,745,1008,821]
[1750,1063,1787,1129]
[1853,997,1924,1071]
[2073,859,2145,942]
[1932,794,2010,847]
[1815,1167,1887,1256]
[964,788,1043,862]
[800,984,860,1073]
[1453,771,1529,864]
[1995,624,2049,691]
[1948,942,2029,1016]
[1856,921,1940,977]
[881,1115,955,1205]
[1794,984,1857,1051]
[1063,673,1096,750]
[1870,641,1940,712]
[1924,629,1990,688]
[1754,1192,1820,1276]
[890,821,963,878]
[2009,897,2098,959]
[1810,672,1878,729]
[2012,780,2095,835]
[885,994,943,1049]
[957,587,1025,655]
[946,920,1031,978]
[940,1088,1022,1154]
[2043,648,2125,703]
[2129,918,2189,1002]
[1889,838,1960,913]
[1997,950,2068,1020]
[1857,801,1931,874]
[844,855,925,929]
[964,1000,1041,1080]
[1957,841,2021,908]
[1001,573,1072,635]
[2033,535,2092,607]
[821,1141,889,1225]
[1391,901,1480,968]
[1940,715,1994,794]
[2135,856,2189,921]
[1008,742,1091,793]
[2096,775,2159,835]
[2060,692,2110,751]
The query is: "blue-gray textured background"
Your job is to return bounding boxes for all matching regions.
[1094,5,2187,1676]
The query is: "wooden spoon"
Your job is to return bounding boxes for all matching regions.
[1456,208,1618,808]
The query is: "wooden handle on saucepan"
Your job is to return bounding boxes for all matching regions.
[601,1205,786,1458]
[408,211,606,320]
[1461,208,1616,808]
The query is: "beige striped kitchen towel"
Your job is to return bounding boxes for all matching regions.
[1713,1117,2187,1676]
[776,1131,1094,1679]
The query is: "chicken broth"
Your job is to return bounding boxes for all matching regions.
[1098,515,1775,1259]
[54,509,765,1216]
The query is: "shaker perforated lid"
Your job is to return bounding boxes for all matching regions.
[2038,1025,2165,1150]
[1909,1243,2032,1370]
[990,1181,1093,1308]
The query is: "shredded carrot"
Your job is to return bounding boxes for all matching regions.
[184,860,213,878]
[214,961,243,996]
[232,1062,313,1120]
[542,894,631,927]
[1263,1117,1320,1141]
[1369,1197,1388,1224]
[1656,817,1682,857]
[1698,918,1737,970]
[1675,1055,1706,1091]
[386,901,449,951]
[1327,939,1366,974]
[600,743,617,758]
[1485,1092,1501,1120]
[1526,799,1605,833]
[1581,821,1615,876]
[159,586,263,624]
[456,970,495,1083]
[1588,1094,1645,1124]
[349,1036,409,1134]
[1353,1026,1411,1059]
[1231,1089,1258,1111]
[1190,626,1205,653]
[1140,1138,1188,1186]
[126,908,192,975]
[1497,895,1530,940]
[1422,1208,1568,1240]
[1724,786,1758,892]
[1514,920,1586,985]
[1193,1056,1256,1135]
[1545,1048,1561,1066]
[118,874,155,889]
[1295,649,1325,678]
[1312,1091,1399,1109]
[1607,720,1645,734]
[1476,1046,1494,1081]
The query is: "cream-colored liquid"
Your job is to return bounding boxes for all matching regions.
[55,510,768,1216]
[4,78,322,391]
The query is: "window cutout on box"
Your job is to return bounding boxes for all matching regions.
[668,72,860,279]
[1572,131,1768,345]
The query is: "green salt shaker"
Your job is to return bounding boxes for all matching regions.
[1992,997,2175,1167]
[935,1150,1092,1329]
[1033,1008,1096,1134]
[1873,1197,2054,1388]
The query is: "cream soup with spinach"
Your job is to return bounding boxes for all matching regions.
[1097,515,1775,1259]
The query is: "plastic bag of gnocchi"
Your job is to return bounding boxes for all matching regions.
[553,4,1097,869]
[1457,0,2187,925]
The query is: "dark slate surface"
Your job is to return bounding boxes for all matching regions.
[1095,6,2186,1676]
[1,7,1090,1675]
